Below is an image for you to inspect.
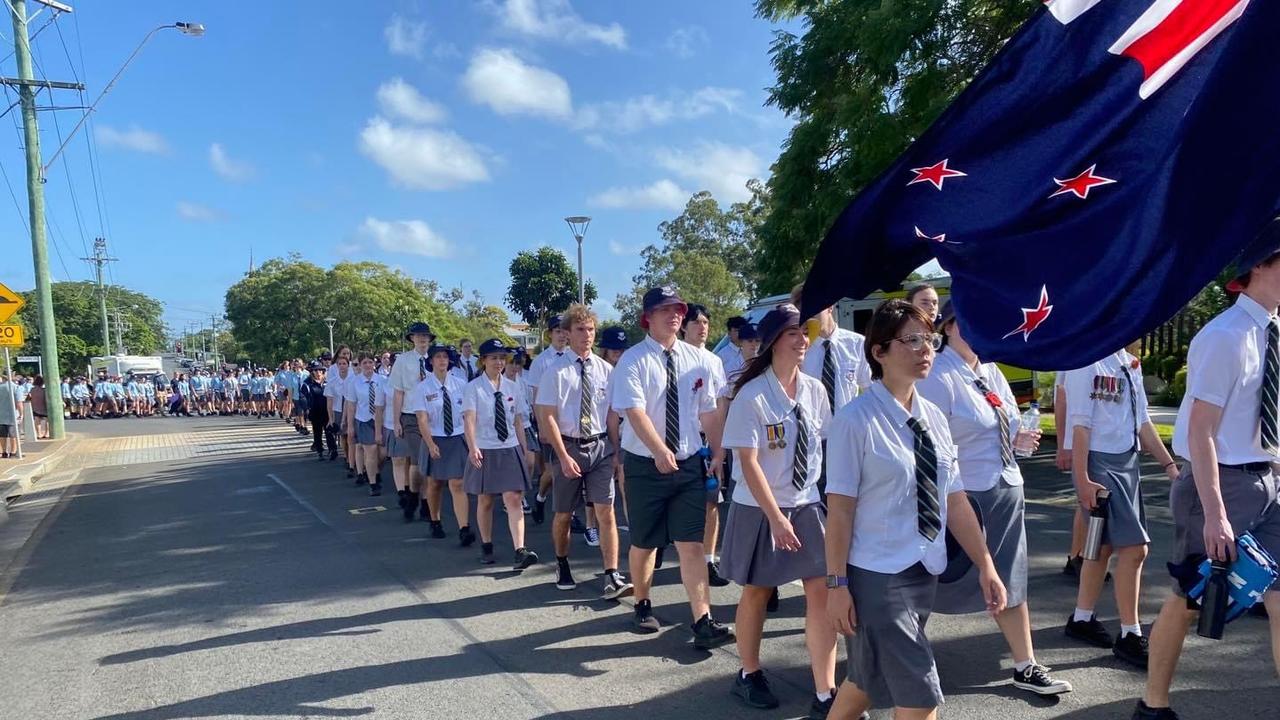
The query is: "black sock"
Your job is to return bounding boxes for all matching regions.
[605,567,617,575]
[482,542,493,554]
[556,556,569,567]
[636,598,651,611]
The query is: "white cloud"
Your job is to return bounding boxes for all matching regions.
[95,124,168,154]
[376,77,447,124]
[209,143,254,182]
[384,14,427,59]
[589,179,688,211]
[608,239,645,256]
[495,0,626,50]
[359,217,454,258]
[576,86,740,134]
[666,26,708,59]
[358,116,490,190]
[654,142,763,203]
[462,48,572,120]
[175,201,223,222]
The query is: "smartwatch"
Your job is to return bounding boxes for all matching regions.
[825,575,848,589]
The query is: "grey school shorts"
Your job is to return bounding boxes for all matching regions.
[1170,462,1280,596]
[551,435,615,513]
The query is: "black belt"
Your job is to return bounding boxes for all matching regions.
[1221,462,1272,474]
[561,433,605,446]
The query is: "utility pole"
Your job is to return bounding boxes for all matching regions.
[108,310,129,354]
[210,315,220,369]
[80,237,115,355]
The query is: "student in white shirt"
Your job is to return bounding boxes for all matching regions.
[1061,341,1178,668]
[719,304,837,715]
[824,299,1005,719]
[413,344,473,545]
[599,326,631,531]
[389,323,435,522]
[792,285,872,416]
[716,315,749,372]
[506,347,538,483]
[452,338,480,383]
[345,353,385,496]
[1138,224,1280,720]
[611,286,732,648]
[529,315,570,524]
[919,302,1072,697]
[680,304,732,588]
[463,339,538,570]
[906,282,941,323]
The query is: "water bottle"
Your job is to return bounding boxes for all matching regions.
[698,445,718,492]
[1013,402,1040,458]
[1082,490,1110,561]
[1197,560,1231,640]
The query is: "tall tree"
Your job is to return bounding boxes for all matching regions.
[753,0,1035,294]
[505,246,598,330]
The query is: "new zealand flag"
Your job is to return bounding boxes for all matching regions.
[799,0,1280,370]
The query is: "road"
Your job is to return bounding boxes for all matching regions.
[0,415,1274,719]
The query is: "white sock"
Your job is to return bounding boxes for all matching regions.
[1121,623,1142,638]
[1014,658,1035,673]
[740,669,750,680]
[1073,608,1094,623]
[815,690,833,702]
[535,493,546,502]
[705,554,716,563]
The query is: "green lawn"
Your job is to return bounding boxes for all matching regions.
[1040,415,1174,444]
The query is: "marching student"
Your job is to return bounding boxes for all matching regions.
[1062,340,1178,668]
[141,375,156,417]
[795,287,873,417]
[238,367,251,414]
[680,304,732,588]
[918,302,1072,696]
[346,352,385,496]
[301,361,329,460]
[717,315,749,370]
[611,286,733,647]
[292,359,309,434]
[719,304,838,716]
[506,347,539,479]
[824,299,1006,720]
[412,343,474,544]
[529,315,570,524]
[906,282,941,322]
[389,323,435,523]
[325,355,354,464]
[599,326,631,530]
[1136,224,1280,720]
[453,338,480,382]
[69,377,90,419]
[275,362,292,419]
[536,303,633,599]
[463,338,538,570]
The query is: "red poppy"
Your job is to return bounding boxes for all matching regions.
[693,377,704,393]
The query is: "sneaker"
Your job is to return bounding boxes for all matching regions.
[556,563,577,591]
[633,600,660,633]
[1064,615,1114,648]
[429,521,446,539]
[601,571,634,600]
[1132,700,1180,719]
[1113,632,1149,669]
[513,547,539,570]
[1012,664,1073,695]
[707,561,730,587]
[731,669,779,709]
[570,515,587,534]
[692,613,734,650]
[584,527,600,547]
[807,691,837,720]
[532,497,546,525]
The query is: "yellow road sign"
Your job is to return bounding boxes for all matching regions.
[0,324,23,347]
[0,283,23,324]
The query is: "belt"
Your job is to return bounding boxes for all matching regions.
[561,433,605,446]
[1221,461,1272,474]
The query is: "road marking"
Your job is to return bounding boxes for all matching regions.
[348,506,386,515]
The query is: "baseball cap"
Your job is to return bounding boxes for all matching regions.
[547,314,563,331]
[640,286,687,329]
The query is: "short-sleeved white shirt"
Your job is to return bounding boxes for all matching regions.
[325,368,355,412]
[526,346,569,395]
[917,347,1023,492]
[1063,350,1150,455]
[715,342,742,371]
[723,368,830,508]
[388,349,432,405]
[825,382,962,575]
[406,372,467,437]
[1174,294,1276,464]
[349,373,386,423]
[800,327,872,412]
[462,374,527,450]
[382,387,397,431]
[535,351,612,438]
[686,342,727,424]
[611,334,720,460]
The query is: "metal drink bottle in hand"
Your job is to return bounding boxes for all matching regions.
[1013,402,1040,458]
[1083,489,1110,561]
[1197,560,1231,640]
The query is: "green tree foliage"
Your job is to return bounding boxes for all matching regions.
[225,256,510,363]
[505,246,598,330]
[753,0,1037,294]
[13,281,165,374]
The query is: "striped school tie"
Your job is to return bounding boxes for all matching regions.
[442,385,454,436]
[578,357,594,436]
[906,417,943,542]
[367,380,376,417]
[973,376,1014,468]
[1264,320,1280,454]
[821,340,836,411]
[494,390,509,442]
[663,349,679,454]
[792,404,810,492]
[418,356,428,382]
[1118,363,1140,453]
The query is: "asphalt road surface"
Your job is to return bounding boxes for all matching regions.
[0,416,1274,719]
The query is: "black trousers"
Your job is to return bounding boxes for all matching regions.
[309,407,333,452]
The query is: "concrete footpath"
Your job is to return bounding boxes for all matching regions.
[0,416,1275,719]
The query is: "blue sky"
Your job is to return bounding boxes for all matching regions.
[0,0,803,335]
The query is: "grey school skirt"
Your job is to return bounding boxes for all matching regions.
[390,413,423,461]
[719,501,826,587]
[1088,449,1149,547]
[424,434,468,479]
[464,445,528,495]
[935,479,1028,614]
[355,419,378,445]
[846,562,944,710]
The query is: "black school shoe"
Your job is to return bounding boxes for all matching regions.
[480,542,496,565]
[731,669,779,709]
[1012,664,1073,695]
[632,599,660,633]
[513,547,539,570]
[459,526,476,547]
[707,561,730,587]
[369,479,382,497]
[429,520,445,539]
[1113,632,1149,669]
[692,613,734,650]
[355,472,367,487]
[1132,701,1180,719]
[1064,615,1114,648]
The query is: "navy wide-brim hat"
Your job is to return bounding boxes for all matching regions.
[756,303,800,350]
[599,326,628,350]
[478,338,512,357]
[427,344,451,360]
[405,321,436,341]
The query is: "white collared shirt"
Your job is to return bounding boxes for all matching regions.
[462,374,527,450]
[407,372,467,437]
[715,342,742,370]
[917,347,1023,491]
[388,349,432,403]
[723,367,830,508]
[800,327,872,412]
[324,368,354,412]
[825,382,962,575]
[349,373,386,423]
[1174,294,1277,464]
[685,342,727,420]
[526,345,569,395]
[535,351,613,438]
[382,388,397,431]
[455,355,480,381]
[1063,350,1150,455]
[611,334,720,460]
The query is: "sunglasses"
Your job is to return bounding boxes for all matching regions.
[893,332,943,352]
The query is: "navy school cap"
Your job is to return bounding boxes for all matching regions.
[737,322,760,341]
[547,314,563,331]
[598,326,628,350]
[478,338,513,357]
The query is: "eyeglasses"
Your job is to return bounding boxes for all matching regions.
[893,332,943,352]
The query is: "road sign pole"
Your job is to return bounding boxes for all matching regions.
[4,347,21,459]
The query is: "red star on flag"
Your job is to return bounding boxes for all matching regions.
[914,226,960,245]
[1050,164,1116,199]
[1002,285,1054,341]
[907,159,967,190]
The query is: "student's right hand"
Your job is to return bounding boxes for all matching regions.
[469,447,484,469]
[655,449,678,474]
[827,586,856,637]
[1075,477,1106,511]
[1204,514,1238,563]
[1055,447,1072,472]
[769,515,801,552]
[428,442,441,460]
[394,424,404,438]
[559,453,582,479]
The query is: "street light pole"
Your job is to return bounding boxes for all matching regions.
[324,317,337,354]
[564,216,591,305]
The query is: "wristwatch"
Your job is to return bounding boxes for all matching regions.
[825,574,848,589]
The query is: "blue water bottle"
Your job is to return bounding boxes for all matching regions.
[698,445,718,491]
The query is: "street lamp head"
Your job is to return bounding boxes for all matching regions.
[175,22,205,37]
[323,317,337,328]
[564,216,591,241]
